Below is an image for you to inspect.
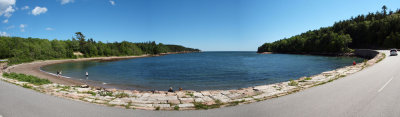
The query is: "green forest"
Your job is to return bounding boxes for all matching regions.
[258,6,400,54]
[0,32,200,65]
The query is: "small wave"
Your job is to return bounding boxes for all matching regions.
[39,69,70,79]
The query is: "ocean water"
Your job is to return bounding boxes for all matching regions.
[41,52,364,91]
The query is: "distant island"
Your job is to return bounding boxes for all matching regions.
[258,5,400,54]
[0,32,200,65]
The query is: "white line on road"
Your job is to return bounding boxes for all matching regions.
[378,77,393,92]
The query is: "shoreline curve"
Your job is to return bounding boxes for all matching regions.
[1,50,386,110]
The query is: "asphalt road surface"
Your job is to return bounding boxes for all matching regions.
[1,51,399,117]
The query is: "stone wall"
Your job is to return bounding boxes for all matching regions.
[354,49,379,59]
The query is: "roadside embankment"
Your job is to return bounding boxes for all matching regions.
[0,50,386,111]
[354,49,379,59]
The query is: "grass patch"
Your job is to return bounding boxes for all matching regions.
[155,106,160,110]
[328,79,334,82]
[99,91,113,97]
[114,92,129,98]
[288,79,298,86]
[254,98,262,102]
[22,84,32,89]
[174,105,179,110]
[228,100,245,106]
[185,92,194,97]
[57,85,71,91]
[376,53,386,63]
[3,72,51,85]
[194,100,223,110]
[125,102,132,109]
[87,91,96,96]
[305,77,312,80]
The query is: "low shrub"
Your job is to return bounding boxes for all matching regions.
[194,100,223,110]
[174,105,179,110]
[186,92,194,97]
[98,91,113,96]
[229,100,245,106]
[87,91,96,96]
[288,79,298,86]
[22,84,32,89]
[115,92,129,98]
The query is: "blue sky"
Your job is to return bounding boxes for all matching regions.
[1,0,400,51]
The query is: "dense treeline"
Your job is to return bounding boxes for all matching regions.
[258,6,400,53]
[0,32,200,64]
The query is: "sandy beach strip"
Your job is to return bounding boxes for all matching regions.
[6,54,154,86]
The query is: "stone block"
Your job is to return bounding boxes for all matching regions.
[178,103,194,108]
[194,98,204,102]
[179,98,194,103]
[76,88,91,92]
[193,92,203,98]
[133,104,153,107]
[109,99,127,105]
[167,99,181,104]
[200,91,211,96]
[153,104,170,108]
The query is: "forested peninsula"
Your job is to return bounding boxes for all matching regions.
[258,6,400,54]
[0,32,200,65]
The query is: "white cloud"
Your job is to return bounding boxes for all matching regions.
[20,24,26,32]
[32,6,47,16]
[0,31,9,37]
[2,19,7,23]
[2,6,15,18]
[61,0,74,5]
[45,27,54,31]
[109,0,115,6]
[5,25,14,30]
[0,0,16,18]
[21,6,29,10]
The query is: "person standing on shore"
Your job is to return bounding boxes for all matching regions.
[57,70,60,78]
[59,70,62,78]
[86,72,89,77]
[168,87,174,92]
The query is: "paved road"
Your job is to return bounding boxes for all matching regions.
[1,51,399,117]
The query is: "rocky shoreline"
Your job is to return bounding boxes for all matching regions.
[0,52,385,110]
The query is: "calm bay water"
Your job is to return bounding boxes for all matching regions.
[41,52,364,91]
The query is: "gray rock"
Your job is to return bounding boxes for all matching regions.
[194,98,204,102]
[167,99,180,104]
[179,98,194,103]
[133,104,153,107]
[76,88,91,92]
[178,103,194,108]
[109,99,127,105]
[153,104,170,108]
[193,92,203,98]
